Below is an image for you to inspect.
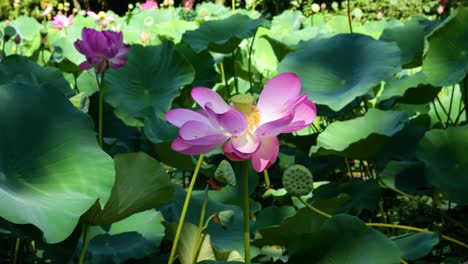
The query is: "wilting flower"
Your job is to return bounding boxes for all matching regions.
[141,0,158,10]
[51,14,73,29]
[74,28,131,73]
[165,73,316,172]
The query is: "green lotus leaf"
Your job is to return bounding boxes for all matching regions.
[392,232,439,261]
[0,76,114,243]
[10,15,41,41]
[422,7,468,86]
[82,152,174,225]
[313,179,381,213]
[182,14,270,53]
[252,206,296,232]
[278,34,401,111]
[310,109,408,159]
[416,125,468,205]
[379,72,441,104]
[84,210,165,263]
[104,41,195,143]
[0,55,74,97]
[255,211,400,264]
[380,17,439,67]
[380,161,428,195]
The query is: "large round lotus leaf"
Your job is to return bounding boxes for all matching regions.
[82,152,174,225]
[104,41,195,143]
[10,15,41,41]
[380,17,439,67]
[310,109,408,159]
[278,33,401,111]
[83,210,165,263]
[392,232,439,261]
[0,55,74,97]
[422,7,468,86]
[416,125,468,205]
[378,72,441,104]
[255,211,400,264]
[0,80,114,243]
[288,214,400,263]
[182,14,270,53]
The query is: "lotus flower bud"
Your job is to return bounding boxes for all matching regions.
[282,164,313,196]
[14,34,21,44]
[213,210,234,229]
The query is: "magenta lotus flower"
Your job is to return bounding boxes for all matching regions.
[165,73,317,172]
[141,0,158,10]
[74,28,131,73]
[51,14,73,29]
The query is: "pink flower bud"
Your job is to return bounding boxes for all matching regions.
[437,5,444,14]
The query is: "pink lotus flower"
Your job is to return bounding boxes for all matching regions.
[74,28,131,73]
[141,0,158,10]
[42,5,53,17]
[51,14,73,29]
[165,73,317,172]
[184,0,193,10]
[376,11,383,20]
[437,5,444,14]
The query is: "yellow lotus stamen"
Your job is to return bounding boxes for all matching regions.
[231,94,260,130]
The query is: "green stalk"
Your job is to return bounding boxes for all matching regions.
[231,0,235,13]
[78,224,90,264]
[13,238,20,264]
[191,185,210,264]
[247,30,258,93]
[96,71,106,147]
[168,154,205,264]
[462,75,468,122]
[263,170,270,189]
[347,0,353,33]
[242,161,251,263]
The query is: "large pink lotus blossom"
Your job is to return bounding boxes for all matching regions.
[141,0,158,10]
[165,73,317,172]
[74,28,131,73]
[51,14,73,29]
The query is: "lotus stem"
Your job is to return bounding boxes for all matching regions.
[297,196,332,218]
[78,224,90,264]
[168,154,205,264]
[243,160,251,263]
[191,184,209,264]
[347,0,353,33]
[263,169,270,189]
[13,238,20,264]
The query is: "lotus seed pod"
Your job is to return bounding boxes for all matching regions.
[214,210,235,229]
[282,164,313,196]
[214,160,236,187]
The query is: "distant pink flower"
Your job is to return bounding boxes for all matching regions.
[87,11,115,29]
[376,11,383,20]
[141,0,158,10]
[437,5,444,14]
[51,14,73,29]
[74,28,131,73]
[184,0,193,10]
[321,2,326,9]
[165,73,317,172]
[140,31,149,43]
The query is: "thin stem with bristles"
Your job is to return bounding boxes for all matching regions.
[168,154,205,264]
[191,185,209,264]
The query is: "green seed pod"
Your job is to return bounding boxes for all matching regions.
[282,164,313,196]
[214,210,235,229]
[214,160,236,187]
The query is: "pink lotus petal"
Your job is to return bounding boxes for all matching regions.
[165,109,210,127]
[251,136,279,172]
[231,131,261,154]
[256,73,301,120]
[222,141,252,161]
[172,137,220,155]
[281,99,317,133]
[205,106,247,136]
[192,87,230,113]
[180,120,223,141]
[255,113,294,137]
